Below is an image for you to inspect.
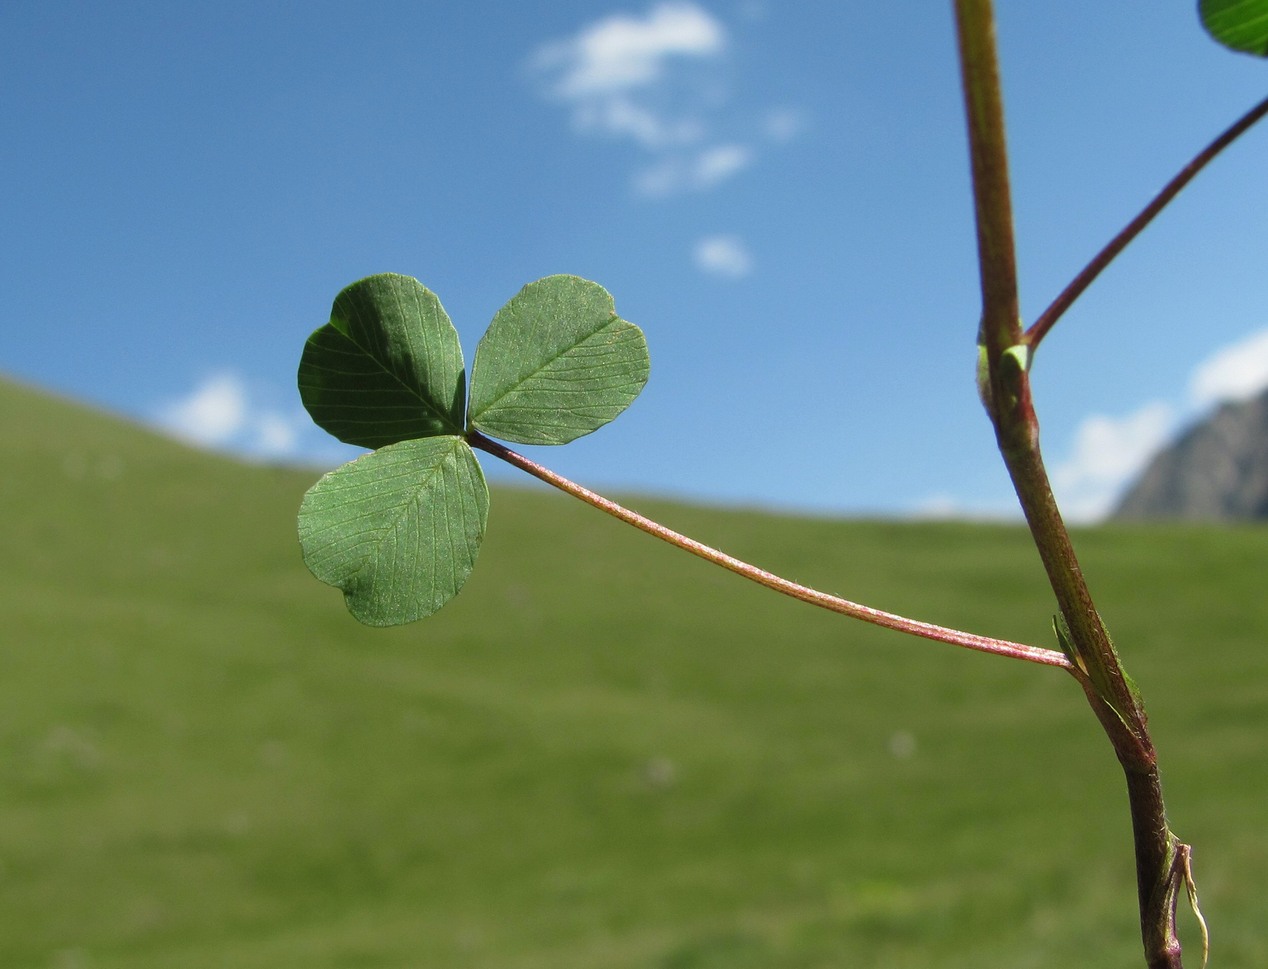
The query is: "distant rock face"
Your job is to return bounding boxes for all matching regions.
[1113,389,1268,521]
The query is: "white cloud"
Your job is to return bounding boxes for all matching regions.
[1049,326,1268,522]
[1187,327,1268,408]
[157,372,304,460]
[632,159,687,197]
[763,107,807,143]
[529,3,797,198]
[1050,401,1176,523]
[634,143,753,196]
[533,2,724,99]
[159,372,248,446]
[694,234,753,278]
[252,412,301,456]
[694,143,752,185]
[575,94,702,149]
[920,325,1268,522]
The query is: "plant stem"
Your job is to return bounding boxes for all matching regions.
[955,0,1022,362]
[954,2,1188,966]
[467,430,1071,670]
[1027,93,1268,350]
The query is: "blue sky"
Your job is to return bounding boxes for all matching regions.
[4,2,1267,520]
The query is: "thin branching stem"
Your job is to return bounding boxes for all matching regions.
[1026,94,1268,350]
[468,430,1072,670]
[955,2,1189,965]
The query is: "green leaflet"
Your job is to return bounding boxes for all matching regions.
[297,272,649,624]
[1200,0,1268,56]
[298,274,466,449]
[298,436,488,626]
[468,275,650,445]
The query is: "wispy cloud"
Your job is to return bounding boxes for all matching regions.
[636,143,753,196]
[535,2,724,102]
[920,326,1268,522]
[159,372,249,446]
[762,107,806,143]
[528,2,800,198]
[1187,326,1268,408]
[156,371,310,461]
[693,143,752,185]
[1046,324,1268,522]
[1050,402,1177,523]
[694,234,753,278]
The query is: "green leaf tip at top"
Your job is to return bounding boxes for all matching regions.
[468,274,650,446]
[1200,0,1268,56]
[298,273,466,450]
[298,436,489,626]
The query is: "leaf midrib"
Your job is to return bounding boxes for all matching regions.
[472,316,625,420]
[337,285,463,434]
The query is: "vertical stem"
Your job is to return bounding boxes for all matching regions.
[954,0,1021,360]
[953,2,1185,966]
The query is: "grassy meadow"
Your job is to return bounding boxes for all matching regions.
[2,375,1265,968]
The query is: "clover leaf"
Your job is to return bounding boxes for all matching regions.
[298,273,466,449]
[468,275,650,445]
[298,436,488,625]
[1200,0,1268,56]
[297,272,649,625]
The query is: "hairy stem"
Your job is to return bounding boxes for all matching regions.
[954,1,1187,966]
[1027,93,1268,349]
[468,431,1071,670]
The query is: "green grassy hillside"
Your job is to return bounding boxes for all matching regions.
[2,376,1265,968]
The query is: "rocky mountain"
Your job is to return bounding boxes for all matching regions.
[1113,387,1268,520]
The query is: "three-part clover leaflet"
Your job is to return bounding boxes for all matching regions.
[297,272,650,626]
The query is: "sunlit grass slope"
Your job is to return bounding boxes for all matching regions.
[2,375,1265,968]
